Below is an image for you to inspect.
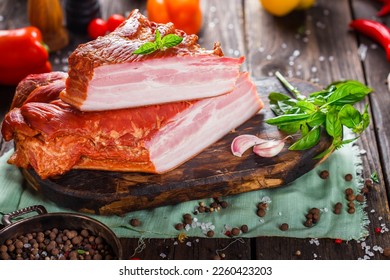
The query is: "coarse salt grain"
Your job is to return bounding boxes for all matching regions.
[208,22,216,28]
[258,47,265,52]
[316,21,326,29]
[185,224,191,231]
[210,6,216,12]
[379,217,383,221]
[0,15,4,21]
[293,50,300,57]
[234,50,240,56]
[370,209,376,213]
[173,241,178,245]
[160,253,167,258]
[281,43,287,49]
[328,56,334,62]
[228,24,234,30]
[186,242,192,247]
[358,44,368,61]
[311,66,317,73]
[266,55,272,60]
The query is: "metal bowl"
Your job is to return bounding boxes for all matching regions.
[0,205,123,259]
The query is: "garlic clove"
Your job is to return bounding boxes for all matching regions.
[253,139,285,157]
[231,134,266,157]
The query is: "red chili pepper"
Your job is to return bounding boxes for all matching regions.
[349,19,390,61]
[377,0,390,16]
[375,227,382,233]
[0,26,51,85]
[334,238,343,244]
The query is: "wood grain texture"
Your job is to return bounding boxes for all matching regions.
[22,78,330,215]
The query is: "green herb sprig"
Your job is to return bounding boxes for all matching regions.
[266,71,373,159]
[133,29,183,55]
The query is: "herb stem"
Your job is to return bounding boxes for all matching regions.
[275,71,305,100]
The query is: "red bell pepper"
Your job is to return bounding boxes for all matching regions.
[0,26,52,86]
[349,19,390,61]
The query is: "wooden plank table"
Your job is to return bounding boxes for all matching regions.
[1,0,389,259]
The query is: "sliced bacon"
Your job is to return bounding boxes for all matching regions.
[2,72,263,179]
[60,9,244,111]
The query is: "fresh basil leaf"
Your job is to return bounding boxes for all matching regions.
[301,123,309,136]
[268,92,292,103]
[338,104,362,129]
[326,108,342,138]
[362,104,370,131]
[325,81,372,106]
[307,111,326,127]
[266,113,309,125]
[340,137,359,145]
[289,126,321,150]
[155,29,162,49]
[309,85,336,98]
[132,42,158,55]
[277,100,300,114]
[161,34,183,48]
[296,100,317,114]
[278,123,301,134]
[371,171,379,183]
[133,30,183,55]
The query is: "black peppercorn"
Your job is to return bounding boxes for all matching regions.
[319,170,329,179]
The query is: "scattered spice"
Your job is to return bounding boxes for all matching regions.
[240,225,249,233]
[257,208,266,217]
[207,230,214,238]
[183,213,193,225]
[365,178,374,188]
[174,223,184,231]
[319,170,329,179]
[220,201,228,209]
[345,188,354,196]
[334,202,342,214]
[130,218,141,227]
[0,228,115,260]
[304,208,320,227]
[294,250,301,256]
[347,194,356,202]
[279,223,289,231]
[347,207,356,214]
[231,228,240,236]
[344,174,353,181]
[356,194,364,203]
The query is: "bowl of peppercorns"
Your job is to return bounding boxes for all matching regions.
[0,205,123,260]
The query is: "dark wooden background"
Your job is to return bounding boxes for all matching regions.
[1,0,390,259]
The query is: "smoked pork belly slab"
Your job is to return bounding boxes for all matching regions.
[60,9,244,111]
[2,72,263,179]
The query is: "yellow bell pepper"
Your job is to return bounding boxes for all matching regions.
[260,0,315,17]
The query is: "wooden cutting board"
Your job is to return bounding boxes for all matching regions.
[23,77,331,215]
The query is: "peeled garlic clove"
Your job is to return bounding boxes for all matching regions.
[231,134,266,157]
[253,139,285,157]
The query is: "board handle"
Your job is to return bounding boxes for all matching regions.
[1,205,47,226]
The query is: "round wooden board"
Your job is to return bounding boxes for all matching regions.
[23,77,331,215]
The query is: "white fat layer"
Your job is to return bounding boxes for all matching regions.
[147,75,261,173]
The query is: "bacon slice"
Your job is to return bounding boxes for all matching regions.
[59,9,244,111]
[2,72,263,179]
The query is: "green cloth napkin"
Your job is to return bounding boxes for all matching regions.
[0,142,368,241]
